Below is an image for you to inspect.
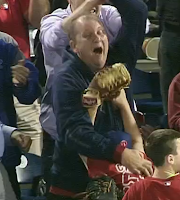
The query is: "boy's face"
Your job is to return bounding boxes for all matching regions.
[173,139,180,173]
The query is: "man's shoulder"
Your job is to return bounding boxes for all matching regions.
[169,72,180,92]
[50,6,70,18]
[0,32,18,49]
[54,59,79,85]
[101,5,118,13]
[100,5,120,19]
[100,5,121,43]
[173,72,180,84]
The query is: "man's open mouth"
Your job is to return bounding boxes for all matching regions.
[93,47,103,54]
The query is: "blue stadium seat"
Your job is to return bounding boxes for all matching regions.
[132,68,163,115]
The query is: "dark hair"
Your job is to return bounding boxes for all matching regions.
[145,129,180,167]
[68,14,104,41]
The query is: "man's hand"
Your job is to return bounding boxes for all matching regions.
[11,131,32,152]
[12,60,30,86]
[112,89,128,109]
[121,148,153,177]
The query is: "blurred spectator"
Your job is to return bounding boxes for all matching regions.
[0,122,32,200]
[0,31,40,199]
[0,0,50,168]
[157,0,180,113]
[0,0,50,58]
[168,72,180,131]
[34,0,68,87]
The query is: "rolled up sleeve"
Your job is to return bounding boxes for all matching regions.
[40,9,69,50]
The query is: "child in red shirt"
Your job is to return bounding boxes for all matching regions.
[123,129,180,200]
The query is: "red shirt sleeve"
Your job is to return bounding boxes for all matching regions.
[168,73,180,131]
[18,0,30,16]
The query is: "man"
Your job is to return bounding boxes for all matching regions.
[40,0,122,141]
[168,72,180,131]
[123,129,180,200]
[50,0,150,199]
[0,122,31,200]
[157,0,180,113]
[40,0,122,191]
[40,0,147,190]
[0,31,41,199]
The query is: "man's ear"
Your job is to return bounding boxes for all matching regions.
[69,40,78,53]
[167,154,175,165]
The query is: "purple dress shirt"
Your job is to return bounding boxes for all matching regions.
[40,5,122,139]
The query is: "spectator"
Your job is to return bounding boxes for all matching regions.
[0,0,49,166]
[0,122,31,200]
[0,0,50,58]
[157,0,180,113]
[34,0,68,87]
[49,0,149,199]
[0,31,41,199]
[40,0,122,192]
[168,72,180,131]
[123,129,180,200]
[40,0,147,192]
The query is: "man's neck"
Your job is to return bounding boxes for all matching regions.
[153,165,177,179]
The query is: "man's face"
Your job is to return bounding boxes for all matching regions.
[173,139,180,172]
[71,19,109,71]
[69,0,101,15]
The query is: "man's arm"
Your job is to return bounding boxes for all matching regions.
[40,8,69,49]
[107,0,148,76]
[53,69,152,176]
[61,0,104,33]
[28,0,50,29]
[53,73,126,163]
[0,123,16,146]
[0,123,32,153]
[113,90,144,152]
[18,0,50,29]
[12,60,41,104]
[11,39,41,104]
[168,74,180,131]
[40,0,103,50]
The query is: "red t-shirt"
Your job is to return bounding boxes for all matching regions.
[86,158,144,193]
[122,174,180,200]
[0,0,30,58]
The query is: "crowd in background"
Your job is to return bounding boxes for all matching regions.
[0,0,180,200]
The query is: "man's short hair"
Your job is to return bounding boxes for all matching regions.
[145,129,180,167]
[68,14,104,41]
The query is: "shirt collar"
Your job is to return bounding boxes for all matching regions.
[65,47,95,81]
[66,4,72,15]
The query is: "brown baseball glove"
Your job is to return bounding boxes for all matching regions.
[82,63,131,108]
[84,176,124,200]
